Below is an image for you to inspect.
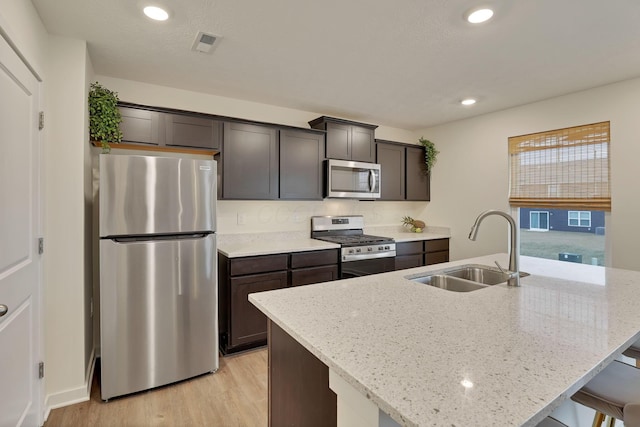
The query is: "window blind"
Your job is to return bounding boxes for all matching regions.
[508,121,610,210]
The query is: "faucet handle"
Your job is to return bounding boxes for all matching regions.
[494,260,508,273]
[495,261,520,286]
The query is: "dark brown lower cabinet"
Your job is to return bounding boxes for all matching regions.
[395,241,423,270]
[229,271,288,349]
[395,239,450,270]
[290,249,339,287]
[425,238,450,266]
[219,249,339,354]
[269,320,336,427]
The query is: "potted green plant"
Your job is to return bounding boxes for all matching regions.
[418,137,439,173]
[89,82,123,153]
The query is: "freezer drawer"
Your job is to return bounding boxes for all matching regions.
[99,154,216,237]
[99,233,218,400]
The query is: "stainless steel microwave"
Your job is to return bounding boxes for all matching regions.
[326,159,381,199]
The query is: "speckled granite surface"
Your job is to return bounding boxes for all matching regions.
[249,254,640,427]
[217,226,450,257]
[217,231,339,257]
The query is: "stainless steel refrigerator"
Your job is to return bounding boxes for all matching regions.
[99,154,218,401]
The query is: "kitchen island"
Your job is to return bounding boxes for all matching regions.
[249,254,640,427]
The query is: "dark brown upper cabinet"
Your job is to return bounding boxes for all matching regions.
[405,145,430,201]
[119,106,164,146]
[376,140,430,201]
[222,122,279,200]
[279,129,325,200]
[164,113,222,150]
[309,116,377,163]
[118,105,221,151]
[376,142,405,200]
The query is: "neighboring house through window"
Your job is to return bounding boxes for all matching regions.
[568,211,591,227]
[529,211,549,231]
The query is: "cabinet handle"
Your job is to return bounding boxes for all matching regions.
[0,304,8,317]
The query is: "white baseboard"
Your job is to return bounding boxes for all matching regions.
[43,348,96,421]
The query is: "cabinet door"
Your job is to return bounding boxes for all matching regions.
[222,122,279,199]
[405,146,430,201]
[230,271,288,348]
[325,122,351,160]
[165,114,221,150]
[395,254,424,270]
[376,142,405,200]
[291,265,339,287]
[351,126,375,163]
[119,106,163,145]
[280,129,324,200]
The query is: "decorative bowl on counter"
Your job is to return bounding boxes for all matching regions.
[402,216,425,233]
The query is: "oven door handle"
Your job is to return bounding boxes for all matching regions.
[368,170,376,192]
[342,251,396,262]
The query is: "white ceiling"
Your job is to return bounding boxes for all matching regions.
[32,0,640,130]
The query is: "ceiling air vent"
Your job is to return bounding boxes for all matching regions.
[191,31,222,54]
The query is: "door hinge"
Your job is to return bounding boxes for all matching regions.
[39,111,44,130]
[39,362,44,379]
[38,237,44,255]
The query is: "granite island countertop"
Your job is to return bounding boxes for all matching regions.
[249,254,640,427]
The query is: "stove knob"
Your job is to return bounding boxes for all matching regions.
[356,248,361,253]
[378,246,384,250]
[384,246,390,250]
[367,247,373,252]
[348,249,354,254]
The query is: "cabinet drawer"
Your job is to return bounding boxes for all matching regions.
[291,265,339,287]
[395,254,423,271]
[290,249,339,269]
[425,250,449,265]
[229,254,289,276]
[395,241,423,256]
[425,238,449,253]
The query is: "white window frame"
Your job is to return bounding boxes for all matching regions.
[568,211,591,227]
[529,211,549,231]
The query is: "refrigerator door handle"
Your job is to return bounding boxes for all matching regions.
[111,233,210,243]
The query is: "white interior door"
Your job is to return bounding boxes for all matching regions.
[0,34,43,426]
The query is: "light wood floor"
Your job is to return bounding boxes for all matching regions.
[44,348,268,427]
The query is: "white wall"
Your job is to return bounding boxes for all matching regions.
[96,75,430,234]
[43,35,93,408]
[421,77,640,271]
[1,0,93,415]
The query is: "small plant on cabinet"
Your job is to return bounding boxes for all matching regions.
[418,137,439,173]
[89,82,123,153]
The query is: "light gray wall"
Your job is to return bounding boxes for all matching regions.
[420,77,640,271]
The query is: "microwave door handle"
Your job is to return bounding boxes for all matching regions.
[369,169,375,192]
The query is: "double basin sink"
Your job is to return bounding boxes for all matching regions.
[406,264,529,292]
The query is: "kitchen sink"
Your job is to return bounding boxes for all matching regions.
[406,264,529,292]
[410,274,489,292]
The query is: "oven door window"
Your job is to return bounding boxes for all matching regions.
[341,257,394,279]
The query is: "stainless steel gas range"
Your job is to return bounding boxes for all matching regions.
[311,215,396,278]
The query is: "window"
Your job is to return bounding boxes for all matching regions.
[529,211,549,231]
[510,122,610,266]
[509,121,610,210]
[568,211,591,227]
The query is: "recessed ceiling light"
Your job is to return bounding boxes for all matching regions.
[143,6,169,21]
[461,98,477,106]
[466,8,494,24]
[461,379,474,388]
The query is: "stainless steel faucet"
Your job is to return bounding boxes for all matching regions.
[468,210,520,286]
